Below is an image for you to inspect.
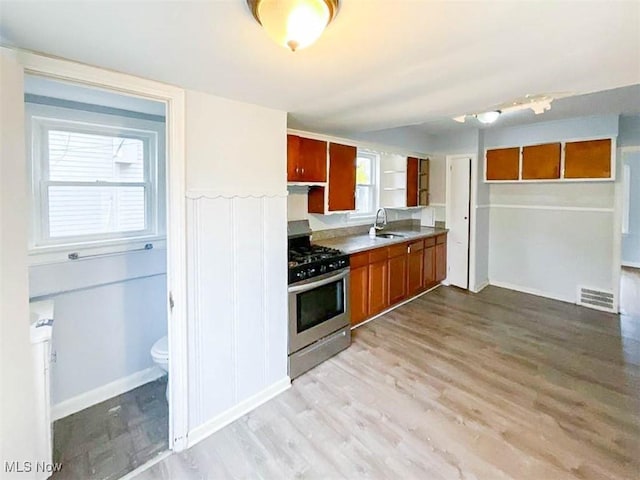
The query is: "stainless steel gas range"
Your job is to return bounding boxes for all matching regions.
[287,220,351,379]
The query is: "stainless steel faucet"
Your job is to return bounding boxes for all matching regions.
[373,208,387,231]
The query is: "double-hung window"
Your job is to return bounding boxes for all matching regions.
[353,151,379,217]
[29,107,162,252]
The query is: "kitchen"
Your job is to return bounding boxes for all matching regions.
[1,1,639,479]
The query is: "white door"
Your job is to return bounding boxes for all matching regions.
[446,157,471,289]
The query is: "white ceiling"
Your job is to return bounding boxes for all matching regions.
[1,1,639,137]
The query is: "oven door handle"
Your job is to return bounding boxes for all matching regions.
[288,269,349,294]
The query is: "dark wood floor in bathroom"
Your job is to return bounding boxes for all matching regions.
[51,376,168,480]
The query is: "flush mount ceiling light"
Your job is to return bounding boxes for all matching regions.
[474,110,501,124]
[453,93,567,125]
[247,0,340,52]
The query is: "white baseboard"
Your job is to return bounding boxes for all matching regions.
[489,280,573,304]
[472,280,490,293]
[187,376,291,448]
[622,261,640,269]
[52,366,165,421]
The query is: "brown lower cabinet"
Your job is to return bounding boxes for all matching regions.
[388,244,407,305]
[349,233,447,327]
[435,235,447,283]
[423,237,436,287]
[407,239,424,297]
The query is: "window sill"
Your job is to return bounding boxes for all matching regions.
[28,236,167,266]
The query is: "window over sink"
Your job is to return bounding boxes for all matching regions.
[352,150,379,218]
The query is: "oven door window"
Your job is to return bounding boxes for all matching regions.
[297,280,345,333]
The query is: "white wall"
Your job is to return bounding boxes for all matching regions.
[622,151,640,266]
[29,250,167,412]
[485,115,618,303]
[472,130,490,291]
[619,115,640,266]
[619,115,640,148]
[184,90,289,436]
[0,48,39,479]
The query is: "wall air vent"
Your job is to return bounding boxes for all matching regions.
[577,286,615,313]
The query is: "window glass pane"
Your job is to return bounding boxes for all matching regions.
[48,130,144,182]
[356,157,372,185]
[356,185,373,214]
[48,186,146,237]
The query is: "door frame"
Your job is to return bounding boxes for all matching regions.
[614,146,640,312]
[15,49,189,451]
[445,154,475,289]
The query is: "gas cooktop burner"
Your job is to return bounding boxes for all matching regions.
[288,245,345,266]
[287,236,349,285]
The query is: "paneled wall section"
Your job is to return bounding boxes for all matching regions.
[186,193,288,430]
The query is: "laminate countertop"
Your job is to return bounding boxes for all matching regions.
[313,227,448,255]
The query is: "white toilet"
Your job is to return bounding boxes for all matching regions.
[150,335,169,400]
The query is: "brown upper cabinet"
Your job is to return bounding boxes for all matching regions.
[287,135,327,183]
[522,143,561,180]
[308,142,357,214]
[406,157,419,207]
[328,143,357,211]
[564,139,612,179]
[406,157,429,207]
[418,158,430,206]
[486,138,613,182]
[486,147,520,181]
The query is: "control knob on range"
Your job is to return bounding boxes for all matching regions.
[319,265,327,274]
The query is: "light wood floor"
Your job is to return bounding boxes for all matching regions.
[135,286,640,480]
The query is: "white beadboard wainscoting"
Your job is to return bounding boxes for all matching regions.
[185,192,289,444]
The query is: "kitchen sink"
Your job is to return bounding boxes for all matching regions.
[376,233,406,239]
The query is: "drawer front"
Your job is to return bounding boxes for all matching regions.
[369,247,387,263]
[424,237,436,247]
[408,240,424,253]
[387,243,406,258]
[351,251,369,269]
[436,234,447,245]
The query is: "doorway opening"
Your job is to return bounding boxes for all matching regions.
[620,148,640,317]
[445,155,472,290]
[25,75,171,479]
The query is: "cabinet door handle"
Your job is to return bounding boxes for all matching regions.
[301,167,305,175]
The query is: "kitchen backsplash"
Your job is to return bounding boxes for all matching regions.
[287,186,424,233]
[311,219,421,241]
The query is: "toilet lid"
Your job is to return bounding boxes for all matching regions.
[151,336,169,357]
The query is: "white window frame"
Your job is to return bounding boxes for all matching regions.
[27,103,165,257]
[350,150,380,220]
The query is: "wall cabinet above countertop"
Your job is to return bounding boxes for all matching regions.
[287,132,432,213]
[308,142,357,214]
[485,137,615,183]
[287,135,327,183]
